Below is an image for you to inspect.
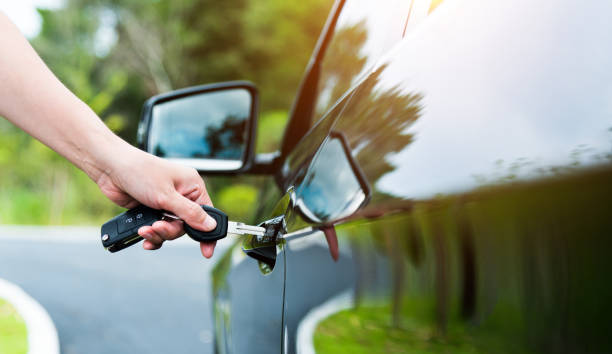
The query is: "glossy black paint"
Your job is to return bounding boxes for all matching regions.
[207,0,612,353]
[212,240,286,353]
[212,185,289,353]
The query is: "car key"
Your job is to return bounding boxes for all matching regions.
[159,206,267,243]
[101,204,266,252]
[100,204,162,252]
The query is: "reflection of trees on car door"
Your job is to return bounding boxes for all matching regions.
[312,16,433,336]
[314,19,425,190]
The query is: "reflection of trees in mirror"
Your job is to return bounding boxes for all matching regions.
[291,132,371,224]
[153,145,166,157]
[202,115,247,159]
[300,172,331,221]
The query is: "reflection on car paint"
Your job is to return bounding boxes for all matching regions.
[242,215,287,274]
[314,0,413,120]
[283,0,612,352]
[214,0,612,352]
[240,188,293,273]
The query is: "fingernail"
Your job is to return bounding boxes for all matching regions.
[204,215,217,230]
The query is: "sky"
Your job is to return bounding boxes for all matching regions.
[0,0,64,38]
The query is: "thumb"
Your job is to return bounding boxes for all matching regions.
[163,191,217,231]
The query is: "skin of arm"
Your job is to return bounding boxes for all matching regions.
[0,12,218,258]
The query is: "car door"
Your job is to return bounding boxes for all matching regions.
[277,0,417,352]
[278,0,612,353]
[210,1,417,352]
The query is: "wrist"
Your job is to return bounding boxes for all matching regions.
[78,120,138,184]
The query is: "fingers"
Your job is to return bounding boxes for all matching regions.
[179,183,204,202]
[200,241,217,258]
[152,220,184,240]
[161,191,217,232]
[137,220,184,250]
[176,179,212,207]
[139,224,218,259]
[136,168,217,257]
[143,239,160,250]
[178,178,217,259]
[138,225,163,243]
[188,183,218,259]
[194,184,213,206]
[194,192,216,259]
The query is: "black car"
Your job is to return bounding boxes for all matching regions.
[137,0,612,352]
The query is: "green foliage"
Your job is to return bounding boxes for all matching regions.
[242,0,334,111]
[216,184,258,221]
[0,298,28,354]
[256,110,289,153]
[0,120,121,225]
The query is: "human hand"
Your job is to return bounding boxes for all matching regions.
[0,12,214,258]
[92,146,218,258]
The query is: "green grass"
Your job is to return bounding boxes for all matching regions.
[314,298,530,354]
[0,298,28,354]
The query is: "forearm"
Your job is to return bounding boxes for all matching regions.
[0,12,130,181]
[0,13,218,256]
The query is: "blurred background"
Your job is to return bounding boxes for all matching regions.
[0,0,333,225]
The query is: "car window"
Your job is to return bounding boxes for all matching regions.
[313,0,415,121]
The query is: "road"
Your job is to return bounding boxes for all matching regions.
[0,226,226,354]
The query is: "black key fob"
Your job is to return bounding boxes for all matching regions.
[101,205,162,252]
[183,205,229,242]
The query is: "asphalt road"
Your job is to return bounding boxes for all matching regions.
[0,226,227,354]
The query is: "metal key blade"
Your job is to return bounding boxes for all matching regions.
[161,212,181,221]
[162,210,265,237]
[228,221,266,237]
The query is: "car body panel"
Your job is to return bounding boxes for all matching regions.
[213,0,612,352]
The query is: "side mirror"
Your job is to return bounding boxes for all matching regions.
[137,81,258,173]
[293,132,371,224]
